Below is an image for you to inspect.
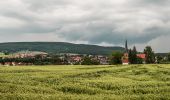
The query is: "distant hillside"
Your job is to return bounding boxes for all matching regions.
[0,42,125,55]
[155,53,168,57]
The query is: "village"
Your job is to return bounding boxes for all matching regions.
[0,40,168,66]
[0,51,110,66]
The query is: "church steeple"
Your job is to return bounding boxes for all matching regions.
[125,40,128,53]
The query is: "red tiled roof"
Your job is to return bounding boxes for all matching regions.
[137,54,146,59]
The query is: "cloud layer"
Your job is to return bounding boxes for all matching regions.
[0,0,170,52]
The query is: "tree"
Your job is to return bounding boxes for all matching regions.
[3,51,9,55]
[136,57,143,64]
[132,46,137,64]
[110,51,123,64]
[128,49,133,64]
[168,53,170,62]
[155,55,163,64]
[128,46,137,64]
[81,56,99,65]
[144,46,155,64]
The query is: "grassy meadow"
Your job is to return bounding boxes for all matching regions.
[0,65,170,100]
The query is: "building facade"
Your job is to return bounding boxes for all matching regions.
[122,40,129,65]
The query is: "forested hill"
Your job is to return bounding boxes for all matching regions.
[0,42,125,55]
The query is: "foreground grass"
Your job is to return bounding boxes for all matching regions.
[0,65,170,100]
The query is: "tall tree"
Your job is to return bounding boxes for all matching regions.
[132,46,137,64]
[128,46,137,64]
[167,53,170,62]
[125,40,128,53]
[144,46,155,64]
[110,51,123,64]
[128,49,133,64]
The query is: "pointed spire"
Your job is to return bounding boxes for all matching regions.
[125,40,128,53]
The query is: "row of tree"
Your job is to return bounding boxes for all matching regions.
[110,46,155,64]
[129,46,155,64]
[0,55,100,65]
[0,55,65,65]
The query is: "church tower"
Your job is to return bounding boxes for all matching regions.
[122,40,129,65]
[125,40,128,53]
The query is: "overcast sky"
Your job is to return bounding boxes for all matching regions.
[0,0,170,52]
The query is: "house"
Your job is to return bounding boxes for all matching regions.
[137,54,146,59]
[68,55,82,65]
[72,56,82,63]
[137,54,146,63]
[97,55,109,65]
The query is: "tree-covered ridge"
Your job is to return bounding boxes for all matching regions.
[0,42,125,55]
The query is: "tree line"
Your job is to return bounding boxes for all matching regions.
[110,46,156,64]
[0,55,100,65]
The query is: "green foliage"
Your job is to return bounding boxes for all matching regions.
[129,46,138,64]
[81,56,100,65]
[156,55,163,64]
[168,53,170,61]
[0,56,64,65]
[136,57,143,64]
[0,65,170,100]
[144,46,155,64]
[128,49,132,63]
[110,51,123,64]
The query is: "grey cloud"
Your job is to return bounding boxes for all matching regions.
[22,0,71,11]
[0,0,170,52]
[133,0,170,5]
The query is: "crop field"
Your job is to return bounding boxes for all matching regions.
[0,65,170,100]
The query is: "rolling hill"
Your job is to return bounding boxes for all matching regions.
[0,42,125,55]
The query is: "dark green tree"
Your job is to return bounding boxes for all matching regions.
[156,55,163,64]
[144,46,155,64]
[132,46,137,64]
[136,57,143,64]
[81,56,99,65]
[128,49,133,64]
[3,51,9,55]
[110,51,123,64]
[167,53,170,62]
[128,46,137,64]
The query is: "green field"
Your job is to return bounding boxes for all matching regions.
[0,65,170,100]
